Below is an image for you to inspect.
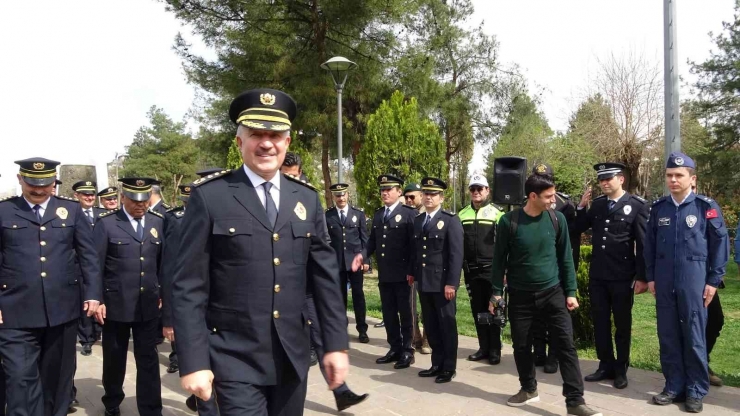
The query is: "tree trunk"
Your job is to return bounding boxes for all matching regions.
[322,134,332,206]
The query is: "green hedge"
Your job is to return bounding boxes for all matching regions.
[571,245,594,348]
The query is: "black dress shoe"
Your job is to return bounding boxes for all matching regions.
[310,348,319,366]
[104,408,121,416]
[467,350,489,361]
[394,352,415,369]
[67,407,77,414]
[376,351,401,364]
[685,397,703,413]
[613,373,628,389]
[488,351,501,365]
[584,369,614,382]
[359,332,369,343]
[374,321,385,328]
[335,390,369,411]
[435,370,456,383]
[167,361,179,374]
[653,391,685,406]
[185,394,198,412]
[81,344,92,356]
[418,366,441,377]
[70,398,79,407]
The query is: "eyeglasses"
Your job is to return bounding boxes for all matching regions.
[469,186,485,193]
[404,195,416,200]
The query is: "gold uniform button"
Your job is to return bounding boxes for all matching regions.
[274,285,281,293]
[40,257,46,262]
[343,233,346,236]
[2,285,6,289]
[602,237,606,241]
[140,257,144,261]
[307,233,311,237]
[381,253,385,257]
[141,272,145,276]
[40,241,46,246]
[140,287,145,292]
[382,244,385,248]
[422,254,426,258]
[61,224,66,227]
[343,240,346,243]
[274,258,281,266]
[229,228,235,233]
[423,237,427,241]
[383,235,386,238]
[40,272,47,278]
[273,233,279,241]
[273,311,280,319]
[212,327,217,332]
[384,226,388,229]
[422,263,426,267]
[40,226,46,231]
[423,246,427,249]
[12,225,17,229]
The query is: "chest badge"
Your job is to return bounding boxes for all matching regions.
[395,214,402,223]
[686,215,697,229]
[56,207,68,220]
[352,215,357,223]
[437,221,444,230]
[623,205,632,215]
[658,217,670,227]
[150,228,158,238]
[294,202,307,220]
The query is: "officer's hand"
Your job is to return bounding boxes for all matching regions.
[488,296,502,314]
[0,310,3,324]
[444,285,456,301]
[181,370,214,401]
[407,275,414,286]
[158,298,162,310]
[703,285,717,308]
[84,300,100,317]
[323,351,349,390]
[579,189,592,208]
[362,264,369,272]
[163,326,175,342]
[351,254,364,272]
[648,281,656,298]
[566,297,579,311]
[95,304,107,325]
[633,280,648,295]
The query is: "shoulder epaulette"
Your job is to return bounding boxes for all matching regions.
[148,210,164,219]
[166,206,184,213]
[174,210,185,217]
[193,169,232,186]
[283,173,317,192]
[492,203,504,211]
[416,211,425,217]
[99,209,120,218]
[695,194,715,205]
[352,206,364,212]
[441,210,455,216]
[54,195,78,202]
[652,196,668,206]
[0,195,19,203]
[162,202,172,210]
[401,204,416,210]
[593,195,607,201]
[631,194,647,204]
[376,206,385,212]
[556,191,571,200]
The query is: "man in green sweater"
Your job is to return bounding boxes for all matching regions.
[490,174,600,416]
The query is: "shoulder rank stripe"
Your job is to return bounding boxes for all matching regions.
[631,194,647,204]
[193,169,232,186]
[148,210,164,218]
[283,173,317,192]
[54,195,78,202]
[99,208,120,218]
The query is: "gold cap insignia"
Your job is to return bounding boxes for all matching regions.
[136,180,145,186]
[437,221,445,230]
[427,179,434,185]
[536,164,547,173]
[184,186,191,192]
[381,176,388,182]
[33,162,45,170]
[56,207,68,220]
[85,181,92,186]
[260,93,276,106]
[599,165,605,170]
[294,201,307,220]
[150,228,158,238]
[107,188,113,192]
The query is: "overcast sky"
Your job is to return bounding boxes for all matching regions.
[0,0,735,192]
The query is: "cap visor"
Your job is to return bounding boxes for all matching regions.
[123,191,151,202]
[76,190,96,195]
[597,173,618,180]
[22,177,55,187]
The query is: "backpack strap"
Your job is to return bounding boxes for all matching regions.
[547,209,560,241]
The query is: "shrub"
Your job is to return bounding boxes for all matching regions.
[571,245,595,348]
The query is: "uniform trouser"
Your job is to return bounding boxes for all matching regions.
[464,268,501,355]
[0,320,77,416]
[378,282,414,353]
[340,270,368,334]
[589,279,633,375]
[0,362,4,416]
[102,318,162,415]
[656,276,709,399]
[169,341,178,365]
[214,373,307,416]
[305,295,350,397]
[509,285,585,408]
[706,292,724,360]
[77,284,101,346]
[419,291,458,371]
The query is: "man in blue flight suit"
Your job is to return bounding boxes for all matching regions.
[161,170,221,416]
[355,175,417,370]
[326,183,369,342]
[172,89,350,415]
[412,177,464,383]
[93,177,165,416]
[0,158,101,416]
[644,152,729,413]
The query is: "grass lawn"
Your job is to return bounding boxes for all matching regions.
[350,262,740,387]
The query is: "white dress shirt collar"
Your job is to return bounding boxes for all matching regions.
[671,191,693,207]
[23,196,50,218]
[426,206,441,220]
[243,164,281,191]
[384,200,401,214]
[122,206,145,229]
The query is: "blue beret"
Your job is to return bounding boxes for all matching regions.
[666,152,695,169]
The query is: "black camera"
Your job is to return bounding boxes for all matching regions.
[477,296,507,328]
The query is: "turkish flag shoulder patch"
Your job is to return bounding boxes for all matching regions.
[706,209,718,219]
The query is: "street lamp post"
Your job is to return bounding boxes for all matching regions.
[321,56,358,184]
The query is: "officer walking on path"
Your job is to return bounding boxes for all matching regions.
[412,177,463,384]
[0,158,101,416]
[172,88,349,415]
[644,152,729,413]
[457,174,503,365]
[574,162,650,389]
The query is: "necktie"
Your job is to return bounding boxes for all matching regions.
[608,200,616,211]
[340,210,346,225]
[423,214,432,232]
[383,208,391,223]
[85,209,94,225]
[263,182,278,228]
[135,218,144,240]
[33,204,42,223]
